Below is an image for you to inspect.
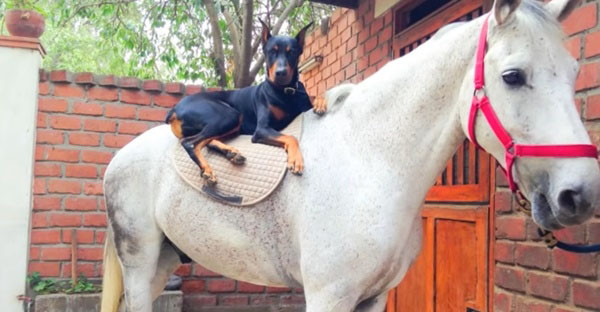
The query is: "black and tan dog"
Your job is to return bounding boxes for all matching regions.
[166,20,314,185]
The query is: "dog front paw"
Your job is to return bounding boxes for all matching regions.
[287,153,304,175]
[312,98,327,116]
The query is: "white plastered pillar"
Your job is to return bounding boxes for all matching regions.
[0,36,44,311]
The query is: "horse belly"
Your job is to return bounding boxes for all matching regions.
[154,174,301,288]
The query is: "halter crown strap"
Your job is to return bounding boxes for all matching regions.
[467,15,598,192]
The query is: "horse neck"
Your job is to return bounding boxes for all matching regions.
[339,19,483,204]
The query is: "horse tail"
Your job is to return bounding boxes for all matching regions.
[325,84,355,113]
[100,228,123,312]
[165,108,175,124]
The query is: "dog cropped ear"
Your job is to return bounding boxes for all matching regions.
[295,22,314,52]
[259,19,272,46]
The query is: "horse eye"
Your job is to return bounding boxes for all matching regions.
[502,69,525,86]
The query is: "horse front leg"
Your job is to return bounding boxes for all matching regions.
[304,290,359,312]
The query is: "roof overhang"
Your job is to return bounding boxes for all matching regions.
[309,0,359,9]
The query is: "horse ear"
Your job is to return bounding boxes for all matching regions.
[259,18,272,46]
[545,0,581,22]
[493,0,522,25]
[295,22,314,52]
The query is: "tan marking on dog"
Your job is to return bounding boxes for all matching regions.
[272,135,303,174]
[169,113,184,139]
[268,63,277,83]
[268,104,286,120]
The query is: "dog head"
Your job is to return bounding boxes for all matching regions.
[260,19,313,87]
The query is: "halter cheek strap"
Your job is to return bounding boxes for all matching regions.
[467,15,598,193]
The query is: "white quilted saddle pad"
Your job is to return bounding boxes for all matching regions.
[170,116,303,206]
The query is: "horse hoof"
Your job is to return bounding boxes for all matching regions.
[228,152,246,165]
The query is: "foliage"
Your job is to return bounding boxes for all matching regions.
[27,272,101,295]
[0,0,333,87]
[4,0,45,14]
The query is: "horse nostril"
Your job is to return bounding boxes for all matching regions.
[557,189,582,216]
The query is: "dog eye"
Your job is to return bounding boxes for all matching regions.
[502,69,525,86]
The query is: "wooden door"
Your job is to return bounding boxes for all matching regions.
[386,0,493,311]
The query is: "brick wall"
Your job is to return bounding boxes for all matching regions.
[300,0,600,311]
[31,70,303,309]
[493,1,600,311]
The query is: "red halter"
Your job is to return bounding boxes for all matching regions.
[467,15,598,193]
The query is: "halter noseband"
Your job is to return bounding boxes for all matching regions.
[468,15,598,195]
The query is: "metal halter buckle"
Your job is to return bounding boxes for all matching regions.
[284,87,296,95]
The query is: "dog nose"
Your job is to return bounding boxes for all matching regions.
[275,68,287,77]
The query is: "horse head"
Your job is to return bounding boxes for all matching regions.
[459,0,600,230]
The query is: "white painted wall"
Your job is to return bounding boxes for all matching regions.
[0,46,42,311]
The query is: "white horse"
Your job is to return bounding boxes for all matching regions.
[101,0,600,311]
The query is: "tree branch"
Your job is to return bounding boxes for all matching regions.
[222,6,242,71]
[235,0,254,87]
[202,0,227,87]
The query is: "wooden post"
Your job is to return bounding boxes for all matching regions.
[71,229,78,286]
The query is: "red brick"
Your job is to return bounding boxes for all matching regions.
[69,132,100,147]
[49,214,82,227]
[495,240,514,264]
[48,179,81,194]
[33,178,46,194]
[564,36,581,59]
[573,281,600,310]
[30,229,61,244]
[266,286,292,293]
[78,247,103,260]
[527,272,568,301]
[585,31,600,58]
[379,25,392,43]
[38,98,68,112]
[250,295,279,305]
[552,248,596,277]
[118,121,149,135]
[83,182,103,195]
[182,280,206,293]
[364,37,378,52]
[49,70,71,83]
[208,279,236,293]
[142,80,163,91]
[514,297,551,312]
[30,247,41,260]
[41,247,71,260]
[88,87,118,102]
[37,112,47,128]
[72,102,103,116]
[121,90,151,105]
[496,216,527,240]
[33,196,61,211]
[39,82,50,95]
[553,225,585,244]
[50,115,81,130]
[96,230,106,244]
[220,295,249,306]
[514,244,549,269]
[119,77,141,89]
[84,119,116,132]
[35,163,61,177]
[39,69,48,82]
[495,265,526,292]
[194,265,221,277]
[185,85,204,95]
[62,263,96,278]
[562,3,597,35]
[174,264,192,277]
[29,262,60,277]
[138,108,166,121]
[105,104,136,119]
[238,281,265,293]
[31,212,48,228]
[97,75,118,87]
[82,150,113,164]
[494,291,512,312]
[53,84,85,98]
[62,229,95,244]
[280,295,304,305]
[104,134,134,148]
[153,94,180,108]
[74,72,95,85]
[183,295,217,307]
[65,197,97,211]
[588,221,600,244]
[586,93,600,120]
[551,307,578,312]
[495,190,513,213]
[83,213,107,227]
[165,82,185,94]
[575,62,600,91]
